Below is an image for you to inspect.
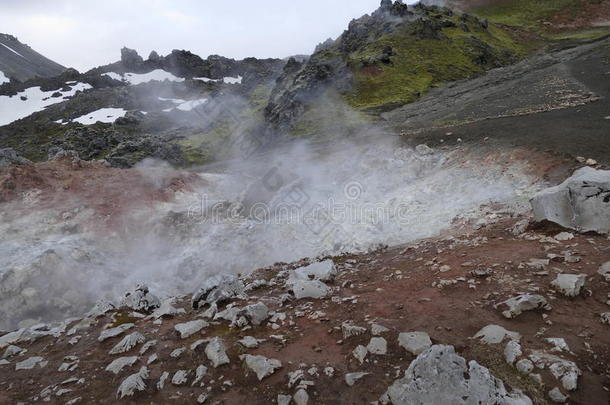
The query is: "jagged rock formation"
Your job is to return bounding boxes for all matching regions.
[264,1,518,132]
[0,33,66,82]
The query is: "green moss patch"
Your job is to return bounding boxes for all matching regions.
[472,0,578,30]
[344,19,523,111]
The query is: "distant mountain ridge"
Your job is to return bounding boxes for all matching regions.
[0,33,66,82]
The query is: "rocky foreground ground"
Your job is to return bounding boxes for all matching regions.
[0,205,609,404]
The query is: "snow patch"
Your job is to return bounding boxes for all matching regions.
[103,69,184,85]
[176,98,208,111]
[194,76,242,84]
[194,77,218,83]
[72,108,128,125]
[0,71,9,84]
[158,97,208,112]
[0,82,92,126]
[223,76,242,84]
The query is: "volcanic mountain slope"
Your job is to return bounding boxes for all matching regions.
[0,34,66,83]
[1,0,609,168]
[0,47,285,167]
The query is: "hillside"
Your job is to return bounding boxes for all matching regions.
[1,1,609,165]
[0,34,66,83]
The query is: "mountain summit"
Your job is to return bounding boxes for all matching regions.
[0,33,66,83]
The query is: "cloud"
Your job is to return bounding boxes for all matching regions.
[0,1,419,71]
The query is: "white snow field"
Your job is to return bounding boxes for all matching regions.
[0,82,92,126]
[0,70,9,84]
[103,69,185,85]
[72,107,128,124]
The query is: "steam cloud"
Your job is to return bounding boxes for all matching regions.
[0,81,538,330]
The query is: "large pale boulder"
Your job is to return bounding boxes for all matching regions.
[530,167,610,233]
[384,345,532,405]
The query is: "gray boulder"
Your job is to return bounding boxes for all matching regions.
[0,148,31,168]
[530,167,610,233]
[120,285,160,313]
[384,345,532,405]
[192,274,245,309]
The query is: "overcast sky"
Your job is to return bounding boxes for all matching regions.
[0,0,419,72]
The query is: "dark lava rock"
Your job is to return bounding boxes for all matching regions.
[121,47,144,69]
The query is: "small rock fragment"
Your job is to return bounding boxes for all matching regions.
[98,323,134,342]
[342,321,366,338]
[15,356,47,370]
[371,323,390,335]
[504,341,522,365]
[366,337,387,355]
[105,356,138,375]
[277,394,292,405]
[398,332,432,355]
[554,232,574,241]
[157,371,169,390]
[174,320,208,339]
[205,337,230,368]
[516,359,534,374]
[598,262,610,282]
[293,388,309,405]
[345,372,369,386]
[192,365,208,386]
[172,370,190,386]
[292,280,329,299]
[551,274,586,297]
[353,345,367,364]
[192,274,245,309]
[497,294,549,318]
[240,354,282,380]
[109,332,146,355]
[238,336,265,349]
[473,325,521,344]
[120,284,160,312]
[117,367,148,399]
[548,387,568,403]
